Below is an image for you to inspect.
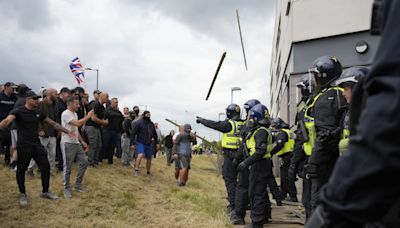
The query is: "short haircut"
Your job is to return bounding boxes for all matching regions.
[66,96,79,105]
[111,97,118,102]
[60,87,70,94]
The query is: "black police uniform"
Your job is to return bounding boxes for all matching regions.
[240,126,272,227]
[289,99,312,219]
[271,130,297,200]
[307,87,346,210]
[306,0,400,227]
[197,118,238,213]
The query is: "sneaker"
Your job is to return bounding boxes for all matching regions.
[12,166,17,172]
[74,184,85,193]
[133,170,139,177]
[146,171,152,176]
[19,193,28,207]
[40,191,58,200]
[63,189,72,199]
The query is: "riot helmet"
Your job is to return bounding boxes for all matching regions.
[247,104,270,128]
[226,104,241,120]
[309,56,342,89]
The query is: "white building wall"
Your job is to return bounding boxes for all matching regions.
[292,0,374,42]
[270,0,374,117]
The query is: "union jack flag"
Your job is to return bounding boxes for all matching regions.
[69,57,85,84]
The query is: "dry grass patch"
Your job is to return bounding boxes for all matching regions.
[0,154,231,227]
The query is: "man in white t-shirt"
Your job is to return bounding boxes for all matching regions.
[61,97,93,199]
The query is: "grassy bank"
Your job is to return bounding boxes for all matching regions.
[0,154,231,228]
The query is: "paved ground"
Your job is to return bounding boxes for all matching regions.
[234,178,305,228]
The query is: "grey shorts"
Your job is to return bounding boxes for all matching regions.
[11,129,17,148]
[178,155,191,169]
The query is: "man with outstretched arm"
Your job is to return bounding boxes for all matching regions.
[0,91,74,206]
[61,97,93,199]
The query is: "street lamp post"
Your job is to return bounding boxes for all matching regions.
[85,68,99,90]
[231,87,242,104]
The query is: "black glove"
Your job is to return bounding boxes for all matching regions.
[196,116,203,124]
[237,161,248,172]
[232,159,239,168]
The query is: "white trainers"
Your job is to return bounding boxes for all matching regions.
[64,189,72,199]
[40,191,58,200]
[74,184,85,193]
[19,193,28,207]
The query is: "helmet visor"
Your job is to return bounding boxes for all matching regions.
[308,68,319,92]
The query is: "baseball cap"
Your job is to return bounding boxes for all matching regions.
[25,90,40,99]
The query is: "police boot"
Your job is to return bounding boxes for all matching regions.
[230,213,245,225]
[276,198,282,206]
[264,211,271,224]
[289,196,298,202]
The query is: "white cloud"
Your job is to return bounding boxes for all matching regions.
[0,0,276,140]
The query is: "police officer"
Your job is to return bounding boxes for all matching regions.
[196,104,244,217]
[270,118,297,202]
[304,56,346,211]
[231,99,260,225]
[288,75,314,220]
[335,67,369,155]
[237,104,273,228]
[306,1,400,227]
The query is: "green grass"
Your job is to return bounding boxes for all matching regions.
[176,190,223,219]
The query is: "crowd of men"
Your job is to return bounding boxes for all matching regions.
[0,83,175,206]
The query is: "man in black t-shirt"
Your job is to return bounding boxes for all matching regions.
[0,82,17,166]
[0,91,72,207]
[55,87,70,172]
[84,92,109,166]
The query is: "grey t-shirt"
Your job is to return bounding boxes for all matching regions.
[61,109,79,144]
[174,132,196,156]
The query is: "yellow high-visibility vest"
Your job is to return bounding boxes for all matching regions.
[339,128,350,155]
[246,126,272,159]
[221,120,244,149]
[275,128,294,156]
[303,87,344,156]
